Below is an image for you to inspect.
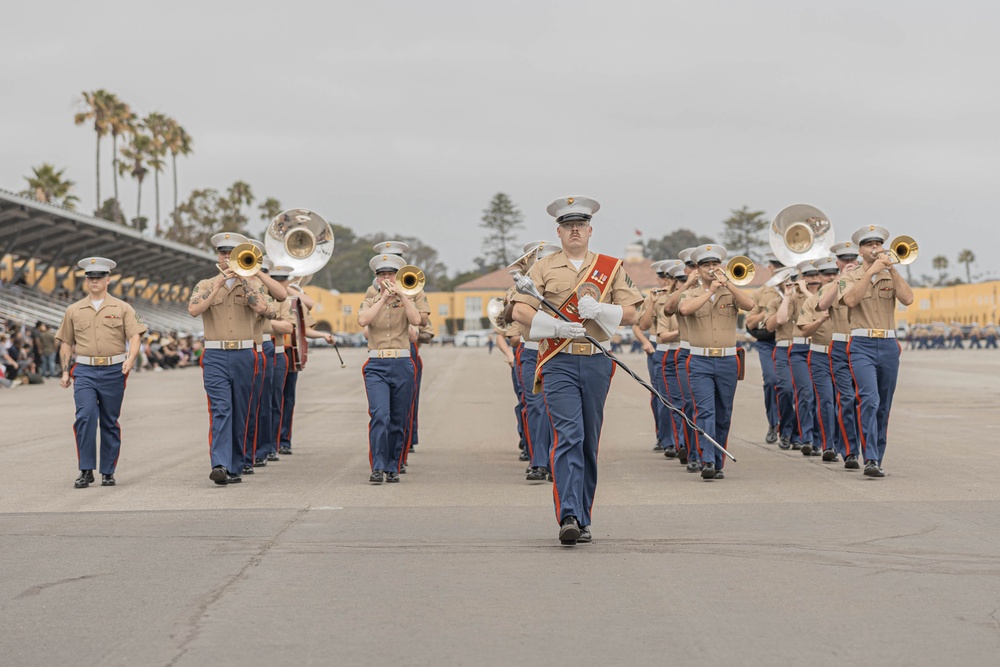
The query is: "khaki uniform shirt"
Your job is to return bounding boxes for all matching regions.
[767,291,803,342]
[194,277,272,341]
[816,282,850,335]
[796,291,832,346]
[360,293,431,351]
[55,295,147,356]
[838,266,896,330]
[679,285,740,348]
[749,285,781,320]
[511,250,643,343]
[655,311,678,343]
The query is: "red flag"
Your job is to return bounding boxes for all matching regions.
[634,229,643,237]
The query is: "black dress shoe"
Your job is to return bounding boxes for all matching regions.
[686,461,701,473]
[765,425,779,444]
[369,470,384,484]
[559,516,581,545]
[385,471,400,483]
[254,458,267,467]
[844,455,860,470]
[863,462,885,478]
[278,446,292,455]
[546,470,553,482]
[101,474,116,486]
[809,448,822,457]
[74,470,95,488]
[518,449,530,462]
[779,436,792,450]
[663,446,677,459]
[399,464,407,474]
[701,463,717,480]
[577,526,592,543]
[800,443,813,455]
[210,466,228,485]
[227,474,242,484]
[526,467,548,482]
[242,465,255,475]
[714,470,725,480]
[266,452,280,462]
[792,442,802,451]
[822,450,838,462]
[653,443,664,452]
[678,448,688,465]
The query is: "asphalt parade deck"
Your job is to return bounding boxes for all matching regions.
[2,346,999,666]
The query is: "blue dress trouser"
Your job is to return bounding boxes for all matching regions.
[363,357,414,473]
[512,353,527,451]
[808,350,835,453]
[676,348,698,461]
[755,340,779,427]
[789,344,816,446]
[278,352,298,450]
[409,343,423,449]
[519,347,554,470]
[542,353,613,528]
[660,350,684,453]
[646,352,663,446]
[773,345,797,443]
[687,355,738,470]
[201,348,255,475]
[245,348,264,465]
[847,337,900,464]
[264,345,288,458]
[253,341,275,461]
[71,363,127,474]
[829,341,861,459]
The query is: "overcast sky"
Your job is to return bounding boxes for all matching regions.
[4,1,1000,280]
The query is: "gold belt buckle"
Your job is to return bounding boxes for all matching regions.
[572,343,591,355]
[93,356,110,366]
[708,347,723,357]
[870,329,886,339]
[223,340,239,350]
[380,349,398,359]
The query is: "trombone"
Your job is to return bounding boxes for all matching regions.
[721,255,755,286]
[883,235,918,265]
[227,242,263,277]
[386,264,425,297]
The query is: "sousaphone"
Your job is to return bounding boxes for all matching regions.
[769,204,835,267]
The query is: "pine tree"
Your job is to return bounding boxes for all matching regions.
[478,192,524,270]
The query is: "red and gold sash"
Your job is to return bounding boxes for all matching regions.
[533,253,622,393]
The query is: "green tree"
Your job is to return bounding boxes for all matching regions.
[720,205,769,260]
[932,255,949,285]
[957,249,976,283]
[163,188,252,249]
[21,163,80,209]
[73,89,116,208]
[96,197,126,225]
[118,129,154,228]
[478,192,524,270]
[258,197,283,228]
[643,228,715,260]
[163,118,193,214]
[143,112,172,235]
[108,97,136,202]
[311,227,449,293]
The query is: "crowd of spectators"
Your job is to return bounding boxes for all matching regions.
[1,317,205,388]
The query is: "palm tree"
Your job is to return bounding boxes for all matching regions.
[109,98,137,202]
[22,163,80,209]
[143,112,172,235]
[163,119,193,213]
[119,129,154,229]
[957,249,976,283]
[73,89,116,207]
[228,180,255,217]
[258,197,282,226]
[932,255,949,286]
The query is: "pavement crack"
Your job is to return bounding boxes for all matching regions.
[165,508,307,667]
[15,573,105,599]
[847,524,938,546]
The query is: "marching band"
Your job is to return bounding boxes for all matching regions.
[51,200,925,545]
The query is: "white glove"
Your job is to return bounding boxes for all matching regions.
[576,295,623,336]
[529,311,587,340]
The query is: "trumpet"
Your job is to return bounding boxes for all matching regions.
[227,242,263,277]
[883,235,918,265]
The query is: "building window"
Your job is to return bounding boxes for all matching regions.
[439,304,449,317]
[343,305,352,315]
[464,296,482,330]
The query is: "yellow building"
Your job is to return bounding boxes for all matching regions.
[899,282,999,326]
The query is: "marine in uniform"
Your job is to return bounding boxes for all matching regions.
[838,225,915,477]
[744,253,784,443]
[649,260,684,459]
[816,241,862,468]
[663,248,701,471]
[494,317,529,462]
[511,196,642,545]
[247,256,288,470]
[783,260,824,456]
[358,253,429,483]
[636,260,672,454]
[794,257,840,461]
[56,257,147,488]
[256,264,295,465]
[766,268,804,449]
[188,232,277,485]
[660,262,689,463]
[677,245,756,479]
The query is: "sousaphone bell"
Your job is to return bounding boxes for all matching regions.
[769,204,835,267]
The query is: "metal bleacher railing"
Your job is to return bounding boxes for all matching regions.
[1,283,199,336]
